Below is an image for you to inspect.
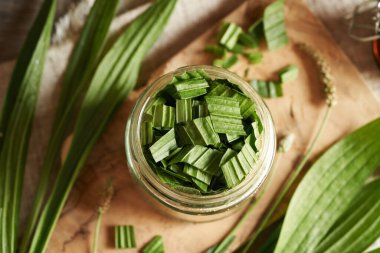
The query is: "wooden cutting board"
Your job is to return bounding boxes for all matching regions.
[44,0,380,252]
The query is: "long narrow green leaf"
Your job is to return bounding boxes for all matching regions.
[29,1,176,252]
[0,1,56,252]
[315,178,380,253]
[20,0,119,251]
[274,118,380,253]
[207,235,236,253]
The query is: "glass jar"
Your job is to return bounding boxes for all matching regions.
[125,65,276,222]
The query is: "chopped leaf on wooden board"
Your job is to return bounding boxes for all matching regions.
[213,54,238,69]
[250,80,283,98]
[20,0,120,250]
[279,64,299,83]
[243,51,263,64]
[115,225,136,249]
[218,22,242,50]
[238,32,259,48]
[263,0,288,50]
[143,235,165,253]
[204,44,226,57]
[0,0,56,252]
[28,1,177,252]
[274,118,380,253]
[248,18,263,39]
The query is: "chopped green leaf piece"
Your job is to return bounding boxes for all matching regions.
[173,78,209,99]
[184,164,213,184]
[218,22,242,50]
[168,163,182,173]
[205,96,242,119]
[263,0,288,50]
[222,54,238,69]
[250,80,283,98]
[156,168,187,186]
[248,18,264,39]
[279,64,299,83]
[238,32,259,48]
[221,143,257,188]
[220,149,237,166]
[187,70,203,79]
[192,101,209,118]
[143,235,165,253]
[192,178,209,192]
[170,146,223,175]
[210,115,246,136]
[141,121,154,146]
[205,44,226,57]
[226,134,241,143]
[238,142,257,169]
[176,99,192,123]
[221,156,245,188]
[207,83,234,97]
[213,58,224,68]
[231,91,258,121]
[152,104,175,129]
[230,44,245,54]
[147,96,167,114]
[176,116,220,146]
[161,167,191,182]
[149,129,178,162]
[231,138,245,152]
[243,51,263,64]
[268,81,283,97]
[115,225,136,249]
[250,80,268,97]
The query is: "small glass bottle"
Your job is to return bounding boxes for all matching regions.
[125,65,276,222]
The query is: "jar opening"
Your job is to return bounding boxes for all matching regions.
[126,65,276,213]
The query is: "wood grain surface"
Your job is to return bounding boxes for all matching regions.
[37,0,380,252]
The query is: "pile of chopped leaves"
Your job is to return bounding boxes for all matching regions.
[141,69,263,194]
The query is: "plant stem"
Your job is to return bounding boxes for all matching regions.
[241,106,332,253]
[92,209,102,253]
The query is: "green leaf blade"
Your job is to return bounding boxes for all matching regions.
[0,0,56,252]
[315,178,380,253]
[28,1,177,251]
[274,118,380,253]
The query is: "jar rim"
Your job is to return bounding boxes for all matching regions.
[126,65,276,213]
